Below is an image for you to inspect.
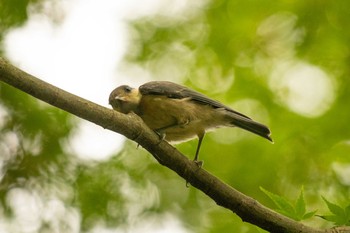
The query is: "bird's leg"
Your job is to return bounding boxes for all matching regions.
[185,133,205,187]
[193,132,205,167]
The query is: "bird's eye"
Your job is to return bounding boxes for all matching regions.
[124,86,132,93]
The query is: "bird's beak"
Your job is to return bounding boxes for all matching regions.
[114,95,126,101]
[109,95,125,106]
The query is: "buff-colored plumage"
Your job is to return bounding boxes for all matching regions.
[109,81,272,162]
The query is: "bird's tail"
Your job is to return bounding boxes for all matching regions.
[227,112,273,142]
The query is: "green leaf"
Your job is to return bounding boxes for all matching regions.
[319,215,340,223]
[295,187,306,218]
[320,197,350,226]
[261,187,317,221]
[260,187,296,219]
[345,205,350,219]
[303,210,317,220]
[322,197,345,217]
[261,187,294,211]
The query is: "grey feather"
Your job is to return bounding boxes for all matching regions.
[139,81,272,142]
[140,81,250,119]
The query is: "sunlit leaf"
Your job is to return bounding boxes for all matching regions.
[320,197,350,226]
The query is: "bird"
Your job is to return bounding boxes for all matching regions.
[109,81,272,164]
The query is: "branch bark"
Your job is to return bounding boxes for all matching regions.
[0,57,346,233]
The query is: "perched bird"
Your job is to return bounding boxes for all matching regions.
[109,81,272,163]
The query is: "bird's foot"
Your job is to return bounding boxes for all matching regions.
[185,160,203,188]
[155,130,166,140]
[193,159,203,168]
[154,130,166,144]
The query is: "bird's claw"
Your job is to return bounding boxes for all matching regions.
[155,130,166,140]
[185,160,203,188]
[194,160,203,168]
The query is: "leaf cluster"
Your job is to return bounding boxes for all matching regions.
[261,187,316,221]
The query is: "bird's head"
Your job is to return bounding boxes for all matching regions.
[109,85,141,113]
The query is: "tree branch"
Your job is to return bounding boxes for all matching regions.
[0,57,345,233]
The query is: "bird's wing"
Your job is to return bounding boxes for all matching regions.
[139,81,251,119]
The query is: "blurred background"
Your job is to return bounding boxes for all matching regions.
[1,0,350,232]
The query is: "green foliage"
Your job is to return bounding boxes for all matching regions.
[0,82,74,198]
[2,0,350,232]
[260,187,316,221]
[0,0,43,53]
[319,197,350,226]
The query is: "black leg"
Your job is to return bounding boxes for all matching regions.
[185,132,205,187]
[193,132,205,167]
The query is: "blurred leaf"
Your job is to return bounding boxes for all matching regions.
[0,0,43,53]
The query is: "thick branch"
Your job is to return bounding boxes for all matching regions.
[0,57,341,233]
